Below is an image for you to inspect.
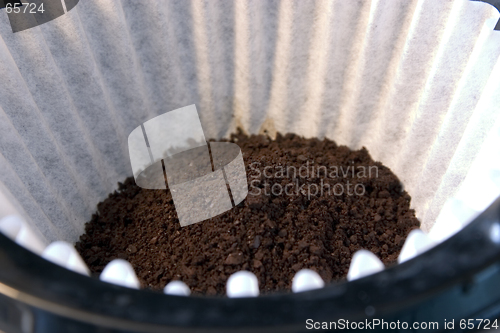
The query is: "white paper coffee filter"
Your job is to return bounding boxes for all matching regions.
[0,0,499,245]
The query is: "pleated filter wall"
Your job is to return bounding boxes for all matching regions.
[0,0,499,246]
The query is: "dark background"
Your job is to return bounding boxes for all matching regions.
[476,0,500,29]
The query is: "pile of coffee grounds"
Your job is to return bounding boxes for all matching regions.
[76,131,420,295]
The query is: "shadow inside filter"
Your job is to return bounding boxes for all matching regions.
[247,0,280,133]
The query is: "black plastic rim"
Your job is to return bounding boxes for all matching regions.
[1,197,500,332]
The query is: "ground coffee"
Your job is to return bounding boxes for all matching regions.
[76,131,420,295]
